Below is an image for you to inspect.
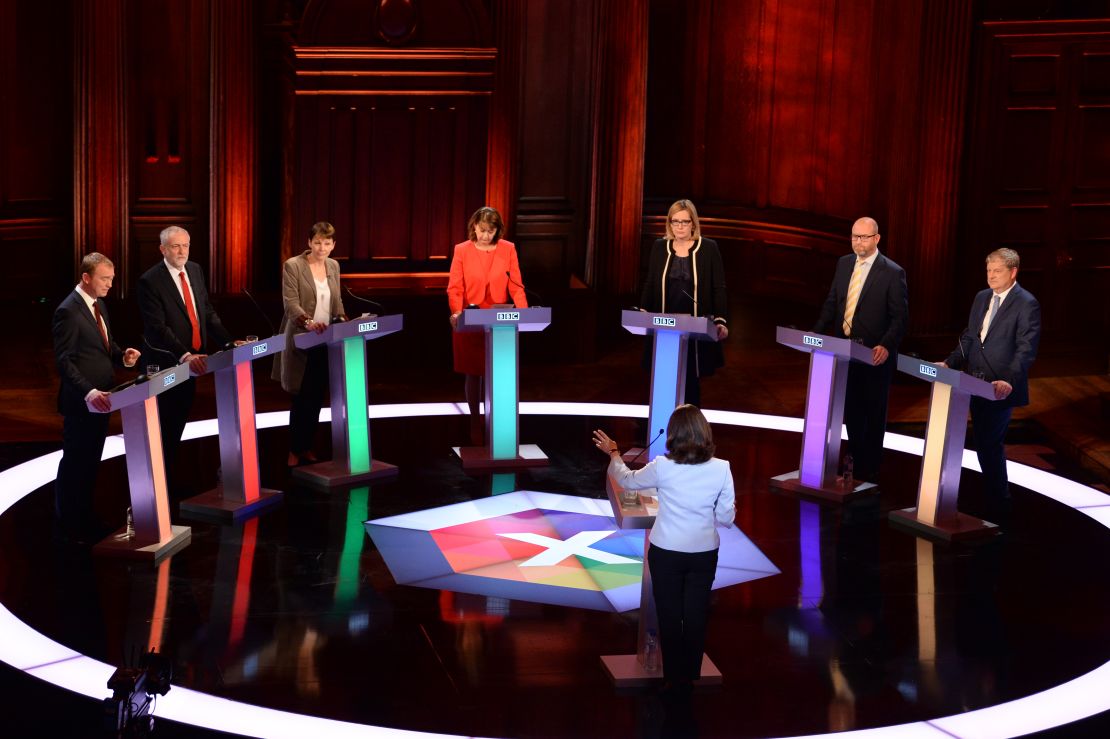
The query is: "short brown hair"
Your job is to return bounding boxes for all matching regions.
[665,404,715,464]
[986,248,1019,270]
[80,252,113,277]
[466,207,504,243]
[308,221,336,240]
[664,199,701,240]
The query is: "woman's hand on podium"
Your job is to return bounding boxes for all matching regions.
[449,312,461,330]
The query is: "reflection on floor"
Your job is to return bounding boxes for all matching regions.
[2,410,1110,737]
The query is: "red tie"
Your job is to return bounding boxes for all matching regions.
[179,270,202,351]
[92,301,110,351]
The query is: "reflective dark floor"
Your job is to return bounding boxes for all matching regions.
[3,410,1110,738]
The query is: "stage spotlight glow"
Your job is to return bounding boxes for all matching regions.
[1,401,1109,739]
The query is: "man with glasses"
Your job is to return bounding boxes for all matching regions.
[814,217,908,484]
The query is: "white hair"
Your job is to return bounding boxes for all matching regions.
[159,225,188,246]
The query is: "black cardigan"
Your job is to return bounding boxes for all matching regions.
[639,237,729,376]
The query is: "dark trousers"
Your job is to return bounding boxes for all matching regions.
[55,410,110,535]
[970,396,1013,506]
[844,357,895,480]
[289,346,329,455]
[648,543,719,684]
[156,379,196,492]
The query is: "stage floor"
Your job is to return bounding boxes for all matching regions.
[2,406,1110,738]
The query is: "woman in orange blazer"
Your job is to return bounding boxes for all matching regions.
[447,206,528,443]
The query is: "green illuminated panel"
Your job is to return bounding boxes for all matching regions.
[489,326,518,459]
[343,337,370,474]
[335,486,369,605]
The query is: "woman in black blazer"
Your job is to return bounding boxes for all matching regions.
[640,200,729,407]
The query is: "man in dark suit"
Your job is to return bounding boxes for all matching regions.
[814,217,909,483]
[136,226,231,495]
[53,252,141,541]
[942,248,1040,519]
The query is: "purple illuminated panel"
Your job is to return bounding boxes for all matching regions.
[800,351,835,488]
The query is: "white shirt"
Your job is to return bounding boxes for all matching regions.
[980,282,1015,341]
[853,249,880,292]
[312,277,332,326]
[163,260,200,360]
[608,455,735,553]
[74,286,108,402]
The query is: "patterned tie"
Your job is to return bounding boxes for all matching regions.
[842,259,865,336]
[980,294,1001,342]
[179,270,202,351]
[92,301,110,351]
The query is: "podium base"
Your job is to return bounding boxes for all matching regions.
[770,470,877,502]
[93,524,192,563]
[889,507,999,542]
[292,459,398,489]
[454,444,549,471]
[600,653,722,689]
[179,487,284,523]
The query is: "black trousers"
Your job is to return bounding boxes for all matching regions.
[970,396,1013,506]
[289,346,329,455]
[55,409,111,536]
[648,543,719,684]
[843,357,895,480]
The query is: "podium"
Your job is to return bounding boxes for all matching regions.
[599,473,722,687]
[621,310,718,461]
[769,327,879,502]
[455,307,551,470]
[889,355,1000,540]
[91,364,192,561]
[292,315,403,488]
[179,336,286,522]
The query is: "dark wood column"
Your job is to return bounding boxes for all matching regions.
[210,0,258,292]
[588,0,648,295]
[73,0,128,281]
[485,0,522,228]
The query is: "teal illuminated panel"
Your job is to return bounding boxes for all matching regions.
[490,326,518,460]
[343,338,371,474]
[648,331,681,460]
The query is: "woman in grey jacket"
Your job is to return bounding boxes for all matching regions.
[593,404,735,694]
[272,221,347,466]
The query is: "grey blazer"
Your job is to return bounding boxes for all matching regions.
[271,252,346,393]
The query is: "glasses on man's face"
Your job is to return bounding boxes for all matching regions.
[851,233,877,242]
[671,219,693,227]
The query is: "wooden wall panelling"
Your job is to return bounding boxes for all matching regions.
[485,0,522,225]
[127,0,210,292]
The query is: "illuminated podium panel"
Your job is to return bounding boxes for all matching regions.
[292,315,403,488]
[599,475,722,689]
[91,364,192,561]
[180,335,286,522]
[889,355,1000,541]
[621,310,718,461]
[454,307,551,470]
[769,327,879,502]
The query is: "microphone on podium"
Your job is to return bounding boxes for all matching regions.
[242,289,277,336]
[344,286,384,316]
[627,428,665,466]
[506,271,542,307]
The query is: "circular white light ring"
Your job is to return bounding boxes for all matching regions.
[0,401,1107,738]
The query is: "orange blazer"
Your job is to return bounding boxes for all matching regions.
[447,239,529,313]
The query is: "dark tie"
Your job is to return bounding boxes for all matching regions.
[179,270,202,351]
[92,301,110,351]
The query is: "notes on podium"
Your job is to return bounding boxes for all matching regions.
[292,314,403,489]
[769,327,879,502]
[89,363,193,561]
[888,355,1000,541]
[179,336,286,522]
[621,310,718,462]
[599,472,722,687]
[454,306,551,470]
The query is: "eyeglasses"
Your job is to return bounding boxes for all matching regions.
[671,219,693,227]
[851,233,877,242]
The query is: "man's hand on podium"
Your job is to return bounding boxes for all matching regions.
[89,389,112,413]
[184,353,209,375]
[936,361,948,368]
[716,324,729,340]
[992,380,1013,400]
[872,345,889,365]
[122,348,141,368]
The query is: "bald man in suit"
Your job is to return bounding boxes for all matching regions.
[53,253,140,541]
[814,217,909,483]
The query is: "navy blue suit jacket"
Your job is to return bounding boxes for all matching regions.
[53,290,125,415]
[945,283,1041,408]
[814,252,908,352]
[137,260,230,362]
